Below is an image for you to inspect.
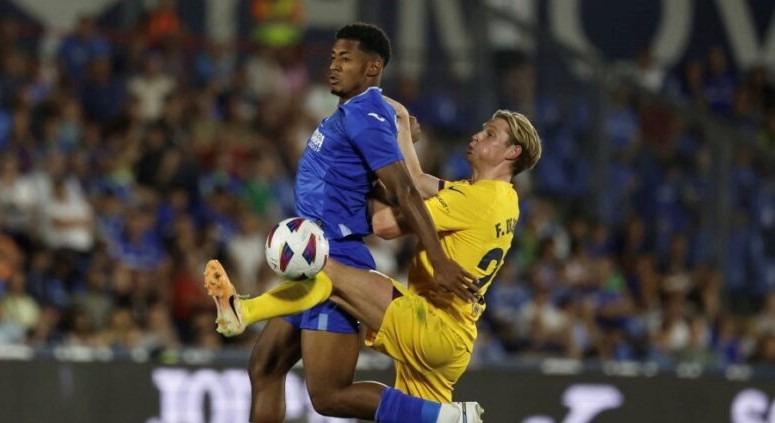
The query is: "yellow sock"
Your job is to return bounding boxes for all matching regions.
[240,271,333,326]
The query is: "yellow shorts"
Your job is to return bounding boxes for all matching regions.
[366,282,471,402]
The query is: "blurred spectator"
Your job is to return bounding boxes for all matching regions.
[751,333,775,364]
[674,314,714,365]
[0,233,22,286]
[704,46,736,116]
[754,292,775,336]
[28,304,65,346]
[0,272,40,332]
[189,309,223,350]
[141,0,182,48]
[139,303,180,352]
[0,154,36,244]
[244,45,286,99]
[108,206,165,271]
[225,208,268,295]
[37,174,95,254]
[757,108,775,150]
[99,307,142,350]
[71,259,114,331]
[470,323,508,367]
[249,0,305,48]
[192,41,236,89]
[634,49,666,93]
[665,59,706,110]
[515,274,568,354]
[240,152,282,220]
[127,54,175,122]
[0,301,25,344]
[746,65,775,114]
[63,308,101,347]
[79,56,126,123]
[56,16,110,85]
[712,314,745,366]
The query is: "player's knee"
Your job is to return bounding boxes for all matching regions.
[248,360,269,385]
[308,389,341,416]
[248,351,280,384]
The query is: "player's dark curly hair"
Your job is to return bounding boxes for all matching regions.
[335,22,391,66]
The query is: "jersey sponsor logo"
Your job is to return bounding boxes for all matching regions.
[434,195,450,213]
[367,112,386,122]
[308,128,325,152]
[448,186,466,196]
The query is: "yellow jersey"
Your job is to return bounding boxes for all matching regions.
[408,178,519,347]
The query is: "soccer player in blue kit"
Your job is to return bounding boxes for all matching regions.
[205,23,482,423]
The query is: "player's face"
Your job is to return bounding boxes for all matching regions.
[467,118,515,167]
[329,39,377,100]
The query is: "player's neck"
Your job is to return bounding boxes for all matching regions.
[337,81,381,103]
[470,167,511,183]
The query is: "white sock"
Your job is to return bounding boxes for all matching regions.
[435,403,461,423]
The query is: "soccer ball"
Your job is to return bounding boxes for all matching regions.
[265,217,329,280]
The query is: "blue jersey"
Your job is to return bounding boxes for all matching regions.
[286,87,403,334]
[295,87,402,243]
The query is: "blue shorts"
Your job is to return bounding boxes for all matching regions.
[283,236,374,334]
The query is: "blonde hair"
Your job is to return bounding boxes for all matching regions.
[492,110,542,177]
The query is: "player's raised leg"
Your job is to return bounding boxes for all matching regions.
[248,318,302,423]
[203,259,333,336]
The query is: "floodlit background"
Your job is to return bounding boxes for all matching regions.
[0,0,774,422]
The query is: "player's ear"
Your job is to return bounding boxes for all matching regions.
[366,58,383,77]
[506,144,522,161]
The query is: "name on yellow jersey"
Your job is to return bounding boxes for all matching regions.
[494,217,518,238]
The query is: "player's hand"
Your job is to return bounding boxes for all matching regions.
[433,258,479,302]
[409,115,422,143]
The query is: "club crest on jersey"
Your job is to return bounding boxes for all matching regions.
[308,128,325,152]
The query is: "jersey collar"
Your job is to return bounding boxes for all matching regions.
[342,86,383,105]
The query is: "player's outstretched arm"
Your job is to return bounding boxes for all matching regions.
[384,96,440,198]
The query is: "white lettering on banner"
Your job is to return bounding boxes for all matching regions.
[562,385,624,423]
[716,0,775,69]
[549,0,691,74]
[8,0,775,76]
[547,0,773,73]
[730,388,775,423]
[148,368,356,423]
[522,384,624,423]
[649,0,693,68]
[396,0,472,80]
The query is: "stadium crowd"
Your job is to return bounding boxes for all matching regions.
[0,6,774,371]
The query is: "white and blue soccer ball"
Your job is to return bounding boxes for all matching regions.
[265,217,329,280]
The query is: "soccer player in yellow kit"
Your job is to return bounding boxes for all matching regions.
[205,108,541,420]
[337,109,541,403]
[365,170,521,401]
